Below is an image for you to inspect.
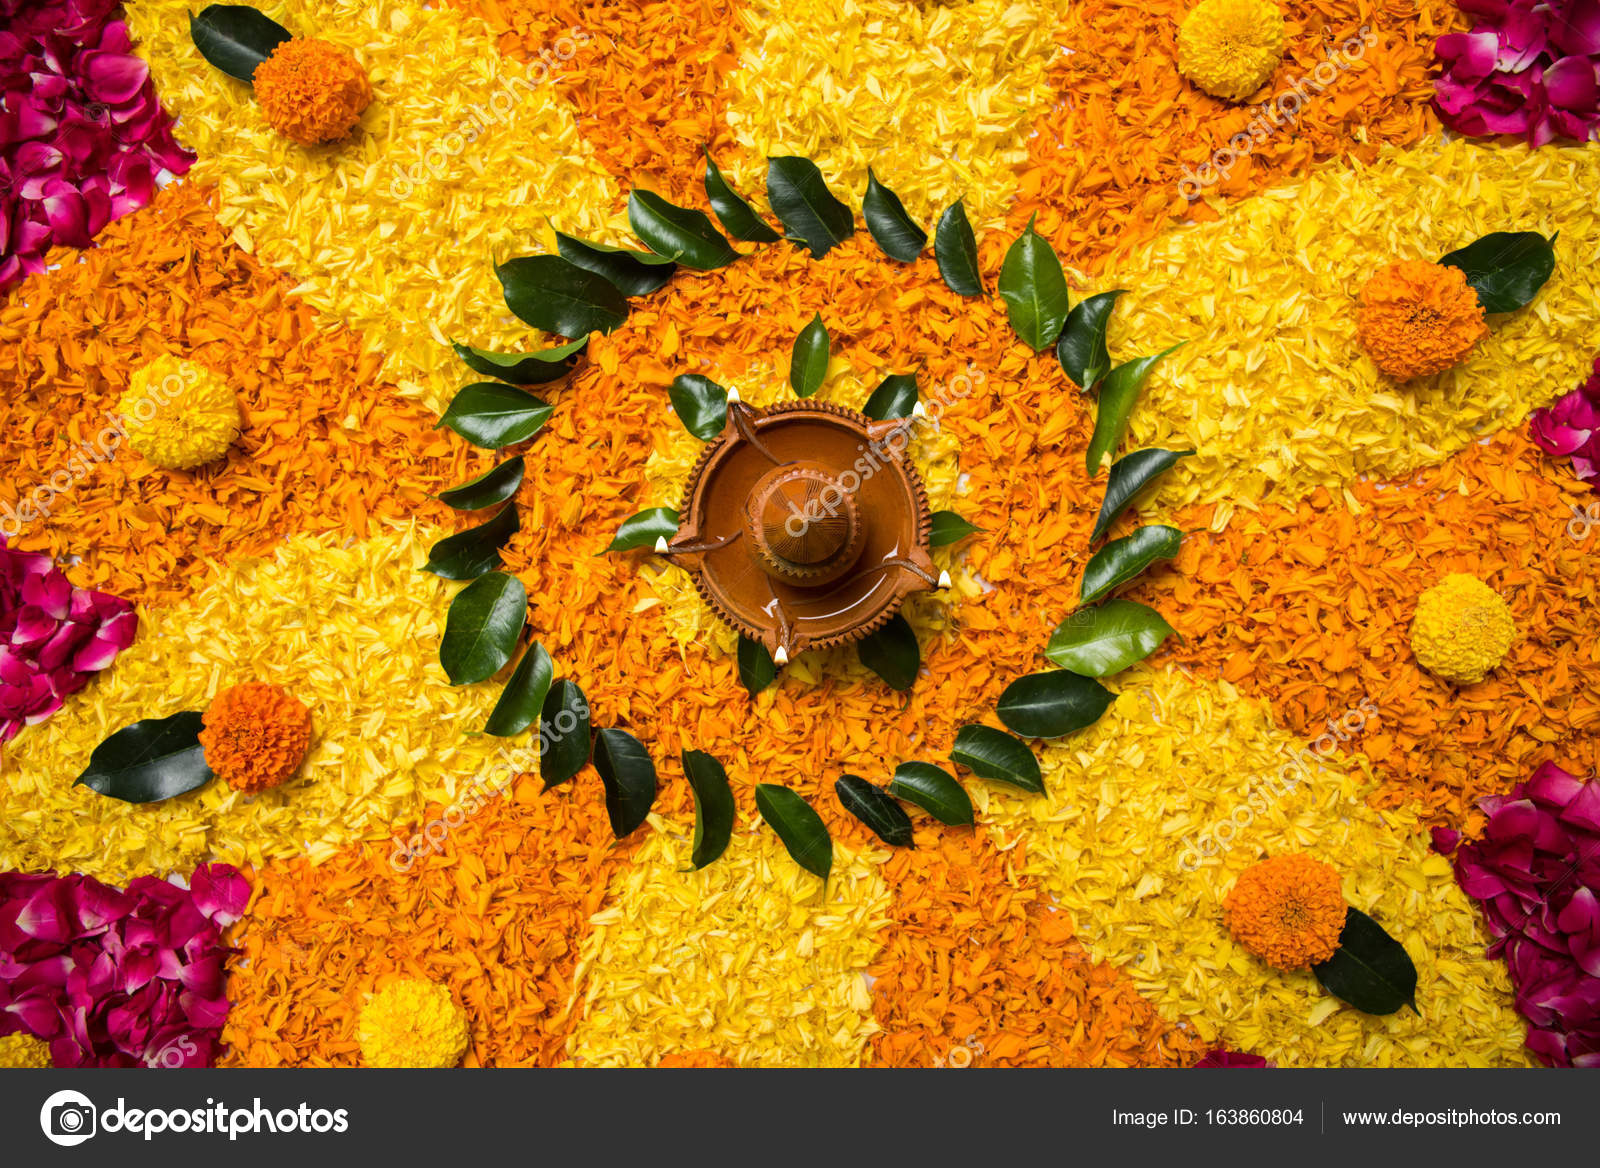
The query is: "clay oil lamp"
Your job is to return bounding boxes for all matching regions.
[658,398,948,663]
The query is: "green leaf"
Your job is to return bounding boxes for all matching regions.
[450,337,587,385]
[605,507,678,553]
[887,762,973,827]
[438,383,553,450]
[996,670,1116,739]
[484,642,553,738]
[755,783,833,879]
[1086,344,1184,475]
[554,231,676,296]
[1312,907,1419,1015]
[857,613,919,690]
[74,711,214,804]
[929,510,980,547]
[495,255,629,338]
[422,501,519,580]
[704,151,780,243]
[766,156,854,258]
[593,728,657,839]
[627,190,738,270]
[188,4,290,83]
[682,749,735,869]
[862,169,926,262]
[539,679,591,788]
[737,634,777,697]
[835,775,914,848]
[1044,599,1174,678]
[440,571,526,685]
[934,199,982,297]
[998,213,1069,351]
[861,372,918,420]
[1056,290,1127,390]
[950,725,1043,794]
[669,374,730,441]
[1080,525,1183,604]
[436,457,525,512]
[1090,448,1193,543]
[790,312,830,398]
[1438,231,1558,314]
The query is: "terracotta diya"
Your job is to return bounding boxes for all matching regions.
[659,398,946,662]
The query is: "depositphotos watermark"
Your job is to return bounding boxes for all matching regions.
[39,1090,349,1146]
[387,690,592,873]
[0,362,197,540]
[1568,501,1598,543]
[1176,696,1380,872]
[1177,25,1378,201]
[387,26,592,198]
[780,368,986,543]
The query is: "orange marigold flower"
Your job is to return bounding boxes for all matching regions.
[1223,853,1347,970]
[1356,259,1489,381]
[200,682,313,794]
[252,38,373,145]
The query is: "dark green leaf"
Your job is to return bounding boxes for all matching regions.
[996,670,1116,738]
[1091,448,1193,543]
[1056,290,1126,390]
[790,312,830,398]
[862,169,926,262]
[704,151,780,243]
[440,571,526,685]
[669,374,730,441]
[438,382,553,449]
[436,457,525,512]
[627,190,738,270]
[450,337,587,385]
[1044,599,1174,677]
[934,199,982,297]
[950,724,1043,794]
[593,728,657,839]
[835,775,914,848]
[605,507,678,553]
[495,255,629,338]
[554,231,676,296]
[862,372,918,420]
[1438,231,1557,314]
[766,156,854,258]
[857,613,919,690]
[539,679,591,788]
[188,4,290,83]
[737,634,777,697]
[74,711,213,804]
[755,783,833,879]
[1312,907,1419,1015]
[887,762,973,826]
[484,642,553,738]
[998,213,1069,351]
[682,749,735,869]
[422,502,519,580]
[1080,525,1183,604]
[929,510,980,547]
[1086,344,1184,474]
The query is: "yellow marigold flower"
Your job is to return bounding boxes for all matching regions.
[1357,260,1489,381]
[120,355,241,471]
[359,980,469,1068]
[199,682,313,794]
[253,38,373,145]
[1223,853,1347,970]
[1410,573,1515,685]
[0,1033,52,1067]
[1177,0,1287,102]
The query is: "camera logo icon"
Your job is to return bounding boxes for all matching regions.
[39,1090,97,1147]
